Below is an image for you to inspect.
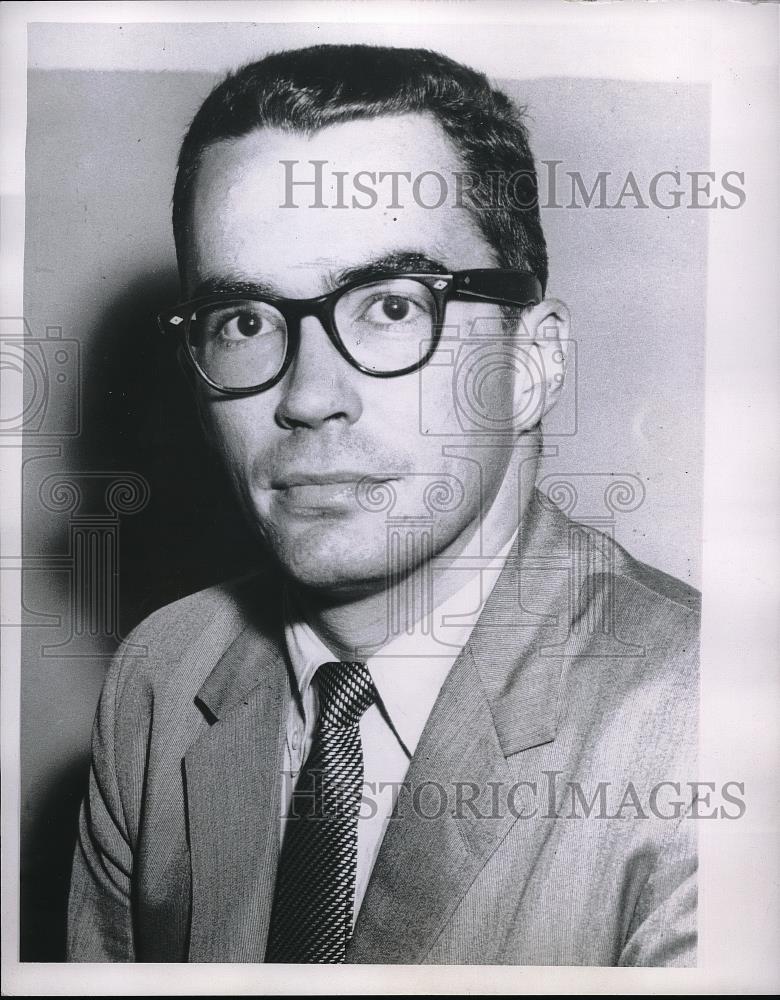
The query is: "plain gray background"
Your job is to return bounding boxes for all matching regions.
[20,22,706,960]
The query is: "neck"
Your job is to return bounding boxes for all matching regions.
[288,444,540,660]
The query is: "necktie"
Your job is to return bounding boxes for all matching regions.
[265,660,377,963]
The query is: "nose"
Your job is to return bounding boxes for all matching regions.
[274,314,363,431]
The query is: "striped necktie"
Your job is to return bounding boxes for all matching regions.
[265,660,377,963]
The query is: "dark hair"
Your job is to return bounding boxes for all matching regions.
[173,44,548,291]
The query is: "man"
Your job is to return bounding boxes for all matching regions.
[67,44,699,965]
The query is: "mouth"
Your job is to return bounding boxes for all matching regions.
[269,472,397,515]
[272,472,390,488]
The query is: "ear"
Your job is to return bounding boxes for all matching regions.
[510,297,571,432]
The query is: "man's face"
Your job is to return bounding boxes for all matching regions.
[184,114,532,595]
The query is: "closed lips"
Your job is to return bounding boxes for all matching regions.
[272,473,393,488]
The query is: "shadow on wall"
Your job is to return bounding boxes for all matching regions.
[74,268,264,631]
[21,271,266,961]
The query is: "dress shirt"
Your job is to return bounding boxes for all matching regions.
[281,525,518,924]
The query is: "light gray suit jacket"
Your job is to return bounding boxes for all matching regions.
[67,492,699,964]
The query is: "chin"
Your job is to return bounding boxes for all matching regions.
[267,514,446,597]
[264,519,387,593]
[277,552,390,599]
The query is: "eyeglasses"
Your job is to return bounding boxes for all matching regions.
[158,269,542,395]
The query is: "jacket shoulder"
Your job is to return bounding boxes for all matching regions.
[527,494,701,680]
[109,570,282,704]
[613,544,700,619]
[607,536,701,660]
[532,489,699,621]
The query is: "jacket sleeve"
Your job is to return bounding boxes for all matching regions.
[67,650,136,961]
[618,802,698,967]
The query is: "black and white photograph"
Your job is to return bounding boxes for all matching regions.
[1,0,778,993]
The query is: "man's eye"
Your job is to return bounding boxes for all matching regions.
[195,304,284,347]
[218,311,268,340]
[359,294,426,326]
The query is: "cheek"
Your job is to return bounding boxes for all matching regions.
[417,357,519,438]
[200,398,274,482]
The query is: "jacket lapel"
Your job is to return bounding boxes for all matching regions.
[184,610,290,962]
[346,646,521,964]
[347,494,574,963]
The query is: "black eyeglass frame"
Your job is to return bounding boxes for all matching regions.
[157,268,543,396]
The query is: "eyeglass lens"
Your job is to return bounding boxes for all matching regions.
[187,277,438,389]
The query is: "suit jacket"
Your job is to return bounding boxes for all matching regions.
[66,491,700,965]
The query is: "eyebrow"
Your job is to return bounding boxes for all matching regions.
[190,275,280,299]
[335,251,450,285]
[190,250,451,301]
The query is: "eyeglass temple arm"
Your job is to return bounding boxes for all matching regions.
[452,270,542,307]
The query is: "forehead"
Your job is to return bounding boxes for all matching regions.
[185,113,496,295]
